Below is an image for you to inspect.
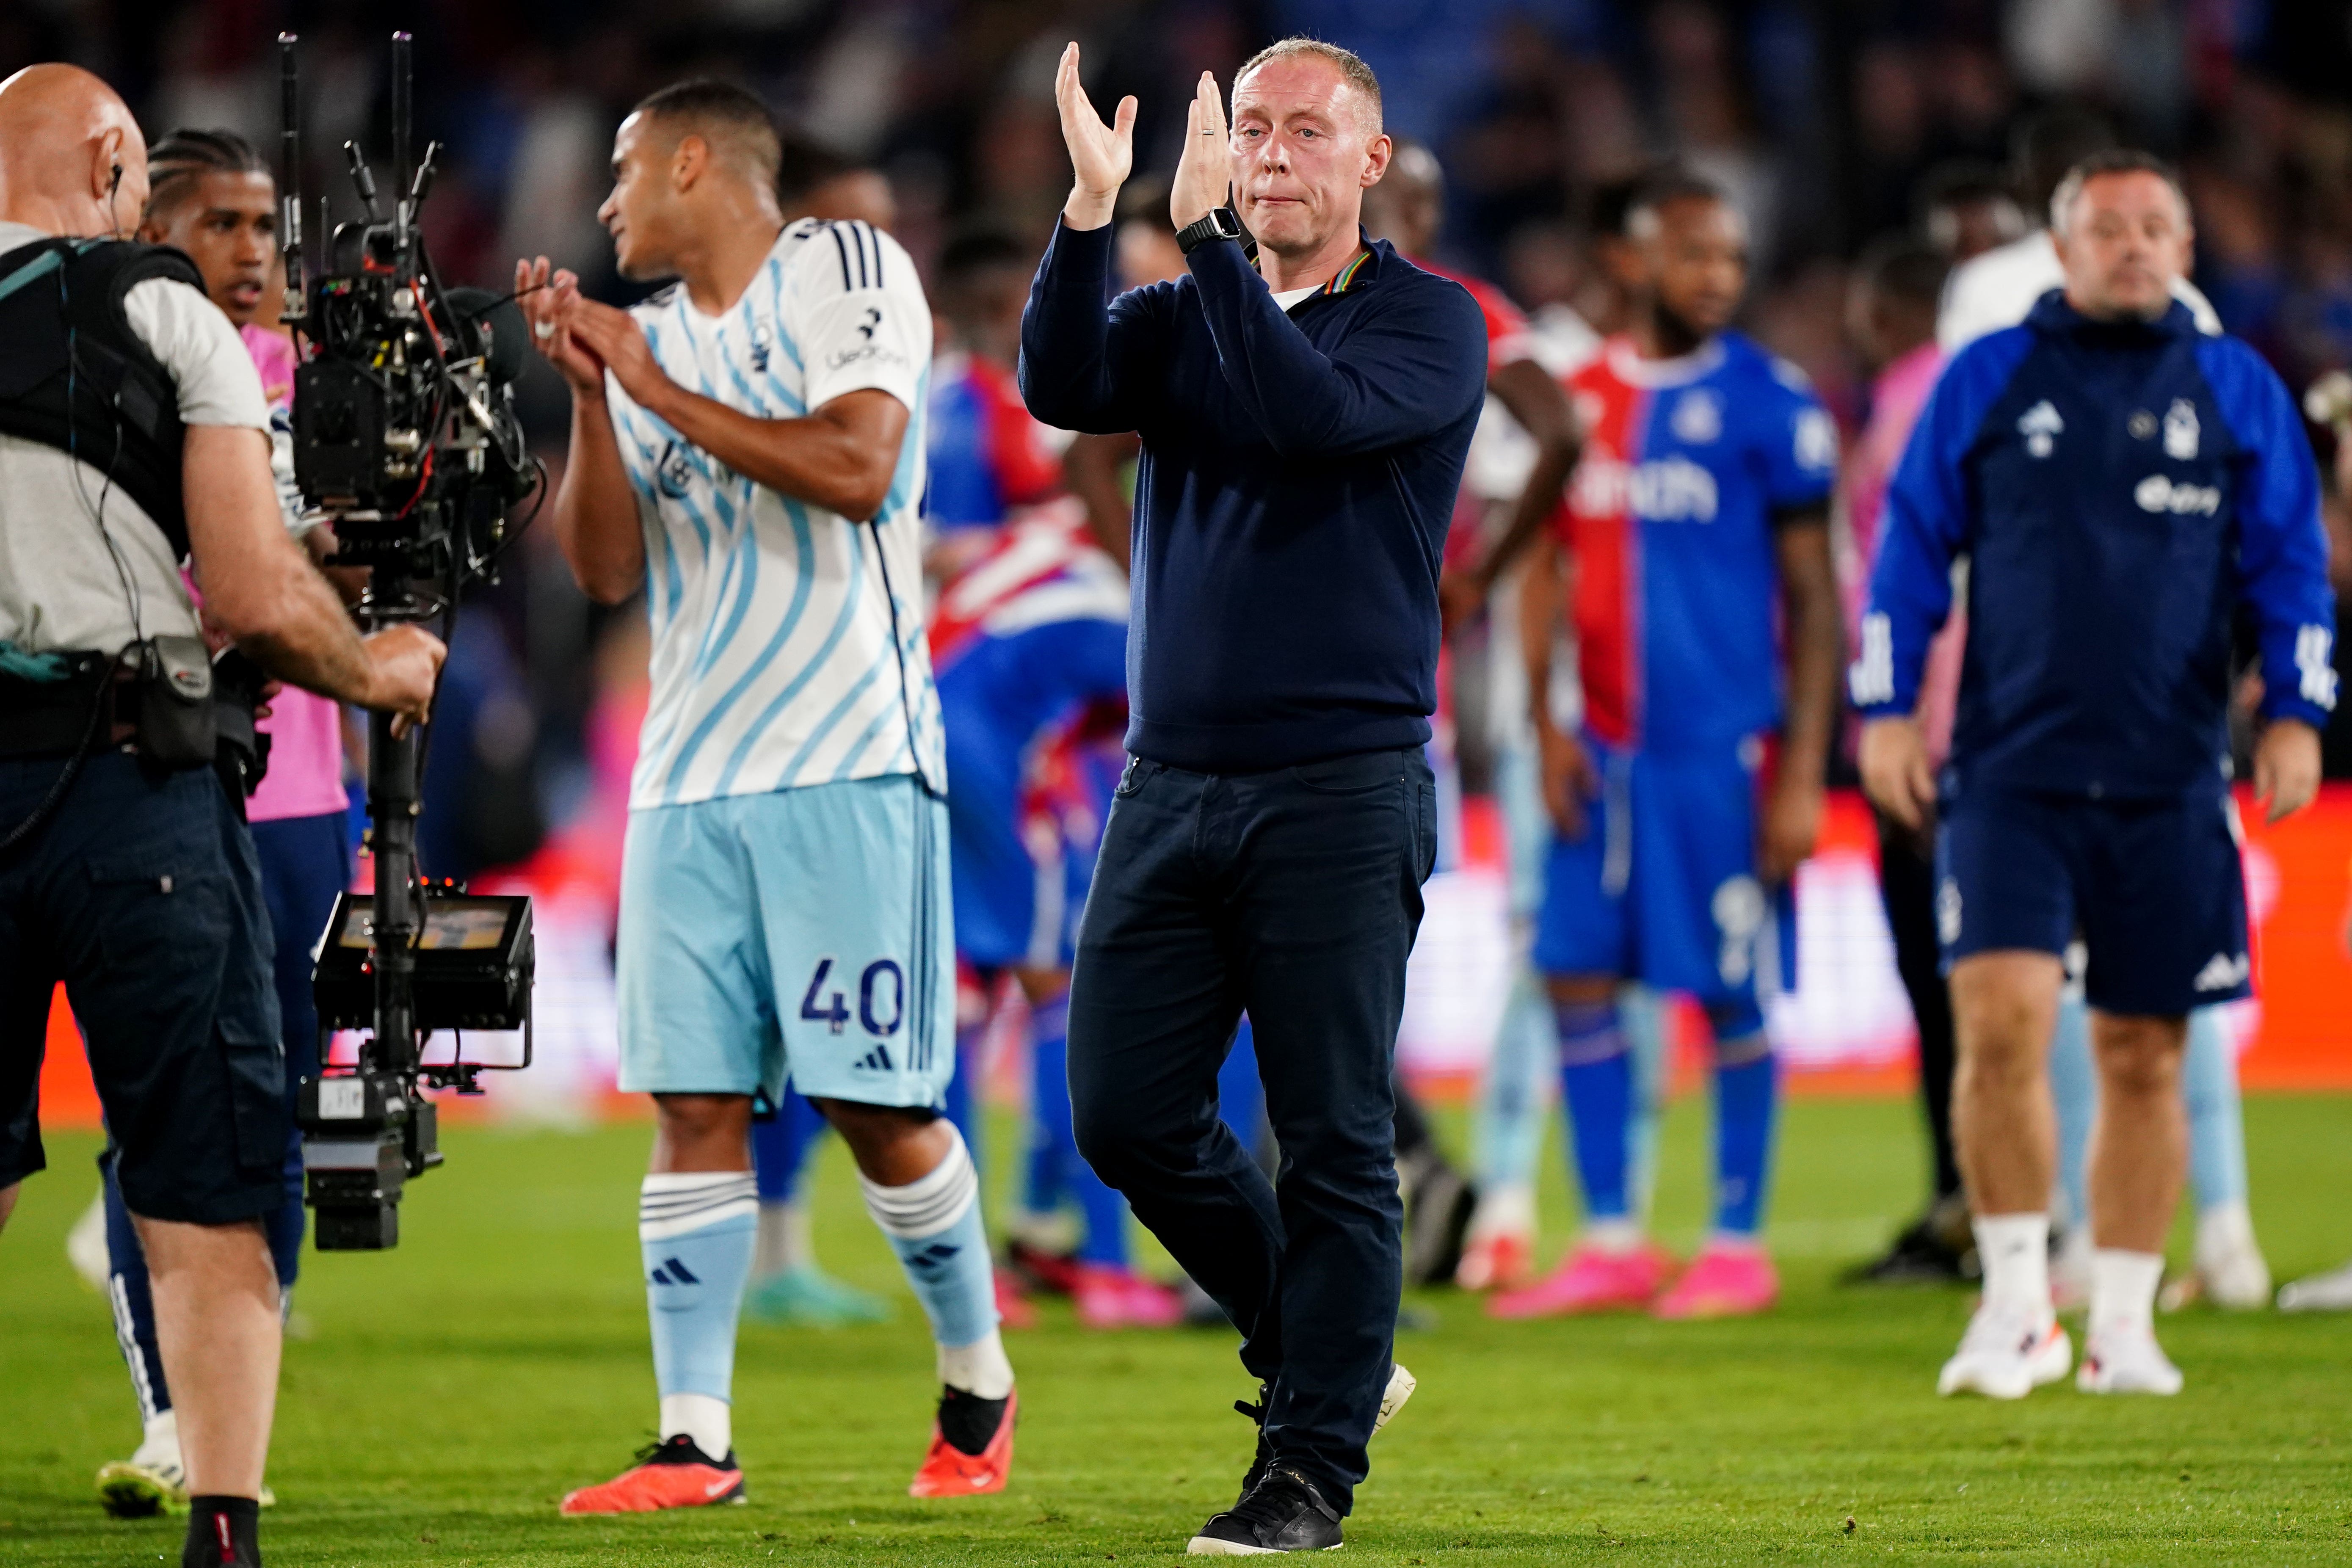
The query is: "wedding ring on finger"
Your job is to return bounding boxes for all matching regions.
[534,319,557,340]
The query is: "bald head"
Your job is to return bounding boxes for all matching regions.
[0,64,149,238]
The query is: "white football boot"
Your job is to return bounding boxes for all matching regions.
[2077,1327,2184,1394]
[1938,1305,2071,1400]
[2277,1257,2352,1313]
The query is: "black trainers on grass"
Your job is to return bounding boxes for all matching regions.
[1187,1465,1344,1555]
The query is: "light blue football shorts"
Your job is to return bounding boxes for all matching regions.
[616,774,955,1110]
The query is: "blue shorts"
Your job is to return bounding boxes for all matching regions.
[1533,735,1794,1011]
[1937,782,2250,1016]
[943,730,1081,971]
[938,620,1126,970]
[616,775,955,1109]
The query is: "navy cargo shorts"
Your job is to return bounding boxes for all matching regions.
[0,751,286,1224]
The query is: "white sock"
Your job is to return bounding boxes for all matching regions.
[938,1328,1016,1400]
[1974,1212,2052,1320]
[2088,1248,2164,1341]
[754,1199,812,1278]
[2195,1198,2255,1258]
[1471,1182,1536,1240]
[1584,1216,1644,1254]
[133,1408,180,1467]
[659,1391,732,1459]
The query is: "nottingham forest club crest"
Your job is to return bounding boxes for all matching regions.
[655,439,696,499]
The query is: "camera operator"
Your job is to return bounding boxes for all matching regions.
[0,65,441,1568]
[69,125,368,1523]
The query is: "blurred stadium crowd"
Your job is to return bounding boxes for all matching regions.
[12,0,2352,868]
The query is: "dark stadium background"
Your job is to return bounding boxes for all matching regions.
[17,0,2352,1108]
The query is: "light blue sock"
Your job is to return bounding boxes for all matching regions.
[2049,993,2096,1230]
[640,1173,758,1402]
[1706,1003,1778,1237]
[2183,1005,2247,1210]
[1475,964,1556,1193]
[861,1124,999,1350]
[1621,983,1669,1222]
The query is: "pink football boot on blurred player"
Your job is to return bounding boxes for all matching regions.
[1487,1238,1676,1319]
[1651,1239,1779,1319]
[1073,1265,1186,1328]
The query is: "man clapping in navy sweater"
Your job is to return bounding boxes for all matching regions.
[1020,36,1485,1556]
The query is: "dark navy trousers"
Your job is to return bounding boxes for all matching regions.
[1068,745,1435,1514]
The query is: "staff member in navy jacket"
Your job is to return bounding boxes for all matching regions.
[1855,150,2334,1404]
[1021,36,1484,1556]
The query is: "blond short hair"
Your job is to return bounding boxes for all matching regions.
[1233,37,1383,135]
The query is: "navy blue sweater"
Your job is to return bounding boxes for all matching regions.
[1018,220,1486,773]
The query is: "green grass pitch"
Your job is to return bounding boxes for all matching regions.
[3,1094,2349,1564]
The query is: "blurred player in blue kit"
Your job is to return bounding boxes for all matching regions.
[922,229,1182,1328]
[519,78,1016,1510]
[1492,171,1844,1323]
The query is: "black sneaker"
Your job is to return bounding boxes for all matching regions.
[1231,1386,1274,1501]
[1187,1465,1343,1555]
[1844,1195,1976,1286]
[1399,1151,1477,1287]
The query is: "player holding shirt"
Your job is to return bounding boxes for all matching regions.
[924,230,1176,1327]
[521,80,1015,1510]
[1492,171,1843,1322]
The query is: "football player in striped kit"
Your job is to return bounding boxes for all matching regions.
[519,79,1013,1510]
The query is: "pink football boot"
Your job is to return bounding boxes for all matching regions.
[1073,1264,1186,1328]
[1487,1240,1676,1319]
[1651,1240,1779,1320]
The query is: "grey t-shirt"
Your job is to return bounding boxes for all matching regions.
[0,220,271,655]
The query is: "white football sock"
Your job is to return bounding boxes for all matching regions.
[753,1198,812,1278]
[659,1391,732,1459]
[1974,1212,2052,1319]
[2194,1197,2255,1259]
[2088,1248,2164,1341]
[1471,1182,1536,1240]
[1585,1216,1644,1254]
[133,1408,180,1468]
[938,1328,1015,1400]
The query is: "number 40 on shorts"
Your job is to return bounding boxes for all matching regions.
[801,957,905,1038]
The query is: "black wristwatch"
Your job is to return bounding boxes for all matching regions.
[1176,207,1246,256]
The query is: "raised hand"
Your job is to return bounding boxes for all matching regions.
[566,299,669,412]
[516,256,605,396]
[1054,41,1135,231]
[1169,70,1228,231]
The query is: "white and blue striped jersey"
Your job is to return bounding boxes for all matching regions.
[609,218,941,809]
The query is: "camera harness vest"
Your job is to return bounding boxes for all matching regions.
[0,235,203,557]
[0,238,249,851]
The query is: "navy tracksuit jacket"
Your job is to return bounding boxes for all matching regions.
[1854,290,2335,796]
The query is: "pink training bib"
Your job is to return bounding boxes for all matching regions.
[240,323,352,823]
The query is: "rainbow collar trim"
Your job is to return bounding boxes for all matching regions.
[1323,248,1374,295]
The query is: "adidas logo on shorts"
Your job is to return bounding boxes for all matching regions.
[853,1043,895,1072]
[2192,952,2249,992]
